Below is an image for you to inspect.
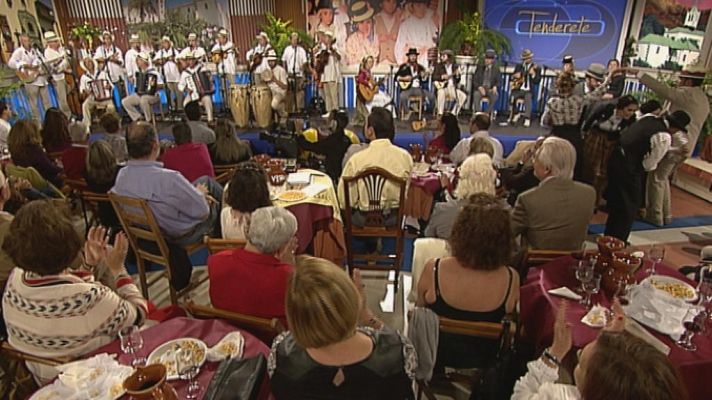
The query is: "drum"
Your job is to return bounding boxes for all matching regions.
[260,68,273,83]
[250,85,272,129]
[230,85,250,128]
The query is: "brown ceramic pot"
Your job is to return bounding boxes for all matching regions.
[123,364,178,400]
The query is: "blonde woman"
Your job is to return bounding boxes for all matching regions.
[269,256,416,399]
[425,153,500,239]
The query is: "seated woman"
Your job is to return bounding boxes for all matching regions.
[418,193,519,370]
[355,55,394,124]
[162,122,215,183]
[40,107,72,154]
[220,162,272,239]
[428,113,461,156]
[84,140,122,229]
[512,302,687,399]
[426,154,497,240]
[269,256,415,399]
[210,119,252,166]
[209,206,296,325]
[8,120,64,189]
[296,109,353,181]
[2,201,147,384]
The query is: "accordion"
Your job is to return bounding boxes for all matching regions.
[135,72,158,96]
[191,71,215,97]
[90,79,112,101]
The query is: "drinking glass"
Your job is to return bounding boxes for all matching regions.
[676,310,703,351]
[575,261,594,298]
[176,347,201,399]
[582,274,601,309]
[615,277,633,306]
[119,325,145,367]
[647,245,665,276]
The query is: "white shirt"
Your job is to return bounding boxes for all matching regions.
[246,44,271,75]
[124,47,140,80]
[43,46,70,82]
[319,43,341,83]
[0,119,11,146]
[268,65,288,96]
[281,45,308,77]
[179,46,207,62]
[179,64,209,104]
[153,47,181,83]
[512,359,581,400]
[643,129,688,172]
[450,130,504,167]
[8,46,48,86]
[93,45,124,83]
[79,70,114,96]
[394,10,438,66]
[211,41,237,75]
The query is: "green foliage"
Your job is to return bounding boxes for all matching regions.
[0,66,22,99]
[70,22,103,48]
[260,13,313,58]
[438,12,511,61]
[128,9,209,49]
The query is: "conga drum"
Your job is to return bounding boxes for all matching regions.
[230,85,250,128]
[251,85,272,129]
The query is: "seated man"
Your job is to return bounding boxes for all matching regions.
[61,122,90,180]
[505,49,541,128]
[433,50,467,117]
[184,101,216,145]
[79,57,115,127]
[396,48,435,114]
[471,49,501,114]
[449,112,504,166]
[208,206,296,326]
[338,107,413,226]
[122,53,163,122]
[511,137,595,251]
[264,49,288,126]
[162,122,215,182]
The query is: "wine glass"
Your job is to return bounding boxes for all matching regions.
[176,347,201,399]
[615,277,633,306]
[575,260,594,297]
[582,274,601,309]
[676,310,703,351]
[119,325,145,367]
[647,245,665,276]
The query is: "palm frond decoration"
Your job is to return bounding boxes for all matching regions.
[439,12,511,61]
[260,13,314,58]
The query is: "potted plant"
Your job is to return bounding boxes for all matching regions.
[438,11,510,62]
[70,22,103,50]
[260,13,313,58]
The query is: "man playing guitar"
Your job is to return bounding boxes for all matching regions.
[43,31,72,118]
[8,34,52,122]
[313,28,341,118]
[211,29,238,83]
[395,48,434,116]
[154,36,182,113]
[246,31,272,83]
[504,48,541,128]
[281,32,308,112]
[433,50,466,117]
[93,31,124,88]
[124,34,141,88]
[179,33,207,64]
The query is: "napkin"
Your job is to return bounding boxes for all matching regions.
[581,304,608,328]
[55,353,133,400]
[547,287,582,301]
[623,282,699,340]
[207,331,245,362]
[624,318,671,355]
[302,183,329,198]
[287,172,312,185]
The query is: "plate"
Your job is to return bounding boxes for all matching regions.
[278,190,307,202]
[147,338,208,380]
[642,275,698,302]
[30,379,126,400]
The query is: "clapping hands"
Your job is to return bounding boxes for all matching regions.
[84,226,130,277]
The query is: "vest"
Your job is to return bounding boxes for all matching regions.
[619,115,666,174]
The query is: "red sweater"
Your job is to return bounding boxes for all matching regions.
[61,145,88,180]
[208,248,293,325]
[162,143,214,183]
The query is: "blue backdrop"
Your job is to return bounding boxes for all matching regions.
[484,0,630,68]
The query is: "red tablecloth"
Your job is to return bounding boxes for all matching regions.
[91,317,271,400]
[520,256,712,400]
[405,174,441,221]
[285,203,345,264]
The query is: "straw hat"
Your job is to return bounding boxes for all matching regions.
[43,31,60,42]
[265,49,278,61]
[136,52,151,62]
[187,33,197,41]
[161,36,172,44]
[256,31,269,41]
[217,29,229,38]
[520,49,533,59]
[80,57,97,72]
[350,1,374,23]
[129,34,140,43]
[585,63,606,81]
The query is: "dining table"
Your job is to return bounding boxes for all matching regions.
[520,256,712,400]
[405,162,452,221]
[91,317,272,399]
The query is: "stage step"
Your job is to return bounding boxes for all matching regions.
[674,158,712,203]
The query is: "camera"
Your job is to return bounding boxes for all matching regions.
[259,121,299,159]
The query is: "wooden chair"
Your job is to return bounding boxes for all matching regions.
[213,163,239,185]
[1,341,70,366]
[416,315,517,400]
[185,302,285,343]
[519,249,573,280]
[342,167,407,289]
[65,178,111,231]
[401,96,423,121]
[109,193,206,305]
[204,236,247,255]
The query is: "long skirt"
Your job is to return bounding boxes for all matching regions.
[583,127,618,205]
[551,124,583,181]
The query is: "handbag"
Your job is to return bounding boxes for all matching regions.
[203,354,267,400]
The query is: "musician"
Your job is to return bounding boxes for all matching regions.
[433,50,466,117]
[396,48,434,114]
[124,34,141,86]
[178,51,214,122]
[93,31,124,85]
[122,53,163,122]
[8,34,52,121]
[282,32,308,112]
[264,50,288,126]
[179,33,207,63]
[246,31,272,80]
[79,57,115,126]
[356,55,394,124]
[549,55,576,95]
[471,49,501,114]
[43,31,72,118]
[315,28,341,117]
[154,36,183,113]
[211,29,238,80]
[345,1,379,67]
[505,49,541,128]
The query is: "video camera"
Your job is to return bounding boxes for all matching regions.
[259,120,299,159]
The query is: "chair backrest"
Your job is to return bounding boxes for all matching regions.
[342,167,407,228]
[185,302,285,343]
[439,314,517,348]
[214,164,238,185]
[204,236,247,255]
[522,249,572,267]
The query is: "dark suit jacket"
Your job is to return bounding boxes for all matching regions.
[433,62,461,86]
[511,177,595,250]
[473,64,501,90]
[513,63,542,89]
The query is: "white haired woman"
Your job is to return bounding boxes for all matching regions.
[208,206,298,325]
[425,153,501,239]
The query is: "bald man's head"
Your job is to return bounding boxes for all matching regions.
[126,121,158,160]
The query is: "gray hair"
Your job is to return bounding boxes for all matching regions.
[247,206,298,254]
[69,122,89,143]
[535,137,576,180]
[456,154,496,198]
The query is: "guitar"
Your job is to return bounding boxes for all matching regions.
[358,77,385,103]
[16,65,45,84]
[510,73,524,91]
[433,74,457,90]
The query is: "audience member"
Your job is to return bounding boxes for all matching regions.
[162,122,215,182]
[467,136,495,159]
[512,137,595,251]
[339,107,413,226]
[426,154,497,239]
[450,112,503,166]
[185,101,216,145]
[8,119,63,188]
[0,101,11,147]
[209,206,297,325]
[209,119,251,166]
[85,140,122,228]
[269,256,415,399]
[418,193,518,370]
[503,137,544,206]
[604,58,625,98]
[428,113,460,156]
[40,107,72,154]
[221,162,272,240]
[297,109,353,181]
[2,204,147,384]
[61,122,90,180]
[0,169,15,292]
[99,112,128,163]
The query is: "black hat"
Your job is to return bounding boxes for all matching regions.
[562,55,574,64]
[406,48,419,56]
[316,0,333,11]
[666,110,691,131]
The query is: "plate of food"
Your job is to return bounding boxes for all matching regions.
[642,276,697,302]
[278,190,307,202]
[207,331,245,362]
[147,338,208,380]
